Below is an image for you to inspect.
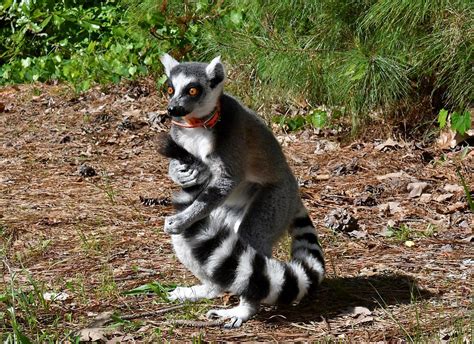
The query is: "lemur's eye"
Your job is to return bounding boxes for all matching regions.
[188,87,199,97]
[167,86,174,95]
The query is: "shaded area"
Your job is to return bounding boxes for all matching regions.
[262,274,436,323]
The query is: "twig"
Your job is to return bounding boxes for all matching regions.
[120,304,186,320]
[164,319,226,327]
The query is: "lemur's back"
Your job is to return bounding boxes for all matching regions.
[215,94,297,186]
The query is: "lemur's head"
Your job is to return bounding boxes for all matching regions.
[160,54,225,119]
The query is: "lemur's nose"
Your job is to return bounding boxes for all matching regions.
[168,105,187,117]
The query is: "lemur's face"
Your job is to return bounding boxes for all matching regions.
[160,54,225,118]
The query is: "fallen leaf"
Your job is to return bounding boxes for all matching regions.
[86,311,114,328]
[342,306,372,317]
[378,202,403,215]
[437,129,458,149]
[444,184,463,193]
[348,230,368,239]
[375,138,402,151]
[461,235,474,243]
[437,202,466,214]
[43,291,69,301]
[376,171,412,181]
[435,193,454,203]
[76,328,108,342]
[419,193,432,203]
[106,334,135,344]
[407,182,429,198]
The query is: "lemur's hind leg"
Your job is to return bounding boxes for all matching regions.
[206,297,259,329]
[237,185,298,257]
[169,283,223,302]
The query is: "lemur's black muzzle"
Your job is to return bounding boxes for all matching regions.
[168,105,187,117]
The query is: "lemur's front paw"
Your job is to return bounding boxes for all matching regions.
[164,214,188,234]
[169,159,211,188]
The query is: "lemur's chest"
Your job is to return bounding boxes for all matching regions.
[175,128,215,161]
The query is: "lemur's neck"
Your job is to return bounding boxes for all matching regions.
[171,102,221,129]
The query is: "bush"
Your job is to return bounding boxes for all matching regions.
[0,0,163,91]
[197,0,473,129]
[1,0,472,134]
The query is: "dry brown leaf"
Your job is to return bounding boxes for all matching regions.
[376,171,412,181]
[407,182,429,198]
[435,193,454,203]
[444,184,463,193]
[378,202,403,215]
[375,138,402,151]
[76,327,109,342]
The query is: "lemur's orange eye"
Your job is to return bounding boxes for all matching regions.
[188,87,199,97]
[167,86,174,95]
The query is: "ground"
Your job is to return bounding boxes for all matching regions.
[0,81,472,343]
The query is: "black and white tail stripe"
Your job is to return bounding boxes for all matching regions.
[183,211,325,306]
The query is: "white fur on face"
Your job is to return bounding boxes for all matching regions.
[191,84,222,119]
[171,73,196,99]
[160,53,179,77]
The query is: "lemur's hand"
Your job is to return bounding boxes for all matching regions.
[164,213,190,234]
[169,159,210,188]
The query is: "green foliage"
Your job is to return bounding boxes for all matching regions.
[438,108,472,135]
[0,0,163,91]
[456,167,474,213]
[1,0,472,133]
[273,109,329,131]
[123,281,174,302]
[451,111,471,135]
[200,0,473,130]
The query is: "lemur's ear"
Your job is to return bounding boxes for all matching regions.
[206,56,225,88]
[160,53,179,77]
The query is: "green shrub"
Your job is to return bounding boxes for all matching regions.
[198,0,473,130]
[1,0,472,134]
[0,0,163,91]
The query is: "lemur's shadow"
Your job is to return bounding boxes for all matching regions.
[257,274,436,323]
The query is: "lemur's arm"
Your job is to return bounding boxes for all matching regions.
[156,132,211,188]
[164,152,243,234]
[156,133,243,235]
[155,133,210,210]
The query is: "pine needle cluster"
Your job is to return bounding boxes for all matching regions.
[129,0,472,129]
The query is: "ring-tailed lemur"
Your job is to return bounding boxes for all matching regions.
[157,54,325,328]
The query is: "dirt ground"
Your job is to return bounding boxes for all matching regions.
[0,81,472,342]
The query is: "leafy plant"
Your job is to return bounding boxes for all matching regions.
[273,109,329,131]
[123,281,174,302]
[0,0,163,91]
[438,108,472,135]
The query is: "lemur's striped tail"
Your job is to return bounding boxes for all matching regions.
[187,210,325,306]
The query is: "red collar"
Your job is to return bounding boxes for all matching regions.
[171,104,220,129]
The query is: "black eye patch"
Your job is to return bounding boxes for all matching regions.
[184,83,203,98]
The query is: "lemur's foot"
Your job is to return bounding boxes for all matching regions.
[168,285,222,302]
[164,214,188,234]
[206,301,257,329]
